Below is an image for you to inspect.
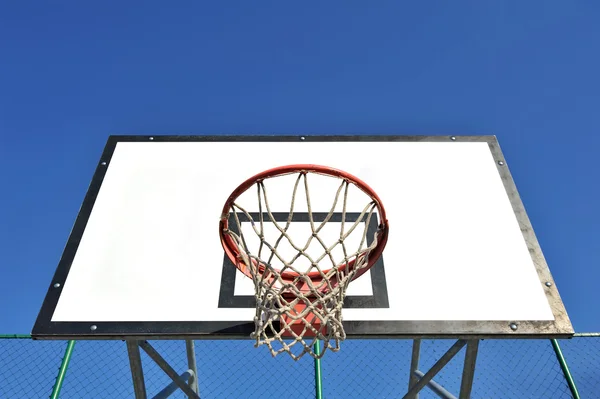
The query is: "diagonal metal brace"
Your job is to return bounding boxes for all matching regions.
[139,341,201,399]
[153,370,195,399]
[403,340,467,399]
[413,370,457,399]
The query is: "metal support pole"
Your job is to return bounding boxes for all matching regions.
[401,340,467,399]
[49,340,76,399]
[153,370,195,399]
[551,339,581,399]
[459,340,479,399]
[139,341,200,399]
[185,340,199,396]
[314,340,323,399]
[127,340,147,399]
[412,370,457,399]
[408,339,421,399]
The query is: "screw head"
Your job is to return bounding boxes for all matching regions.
[53,283,61,288]
[545,281,552,287]
[90,325,97,331]
[149,137,154,141]
[101,161,107,166]
[498,161,505,166]
[509,323,518,331]
[450,136,456,141]
[300,136,306,141]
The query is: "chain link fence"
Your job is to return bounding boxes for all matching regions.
[559,335,600,399]
[0,334,598,398]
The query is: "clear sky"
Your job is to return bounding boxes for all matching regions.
[1,1,598,336]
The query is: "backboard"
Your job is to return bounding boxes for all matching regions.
[32,136,573,340]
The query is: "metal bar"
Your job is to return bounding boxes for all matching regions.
[0,334,31,339]
[152,370,194,399]
[413,370,457,399]
[408,339,421,399]
[401,340,467,399]
[314,340,323,399]
[49,340,76,399]
[139,341,200,399]
[551,339,581,399]
[459,340,479,399]
[127,340,147,399]
[574,332,600,337]
[185,340,200,396]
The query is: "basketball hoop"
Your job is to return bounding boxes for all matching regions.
[219,165,389,360]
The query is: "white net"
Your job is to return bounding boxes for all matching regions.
[221,169,386,360]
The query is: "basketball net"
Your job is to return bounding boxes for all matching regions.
[220,167,387,360]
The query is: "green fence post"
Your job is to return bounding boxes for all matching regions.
[314,340,323,399]
[50,340,76,399]
[550,339,581,399]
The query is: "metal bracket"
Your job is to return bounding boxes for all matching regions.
[404,339,479,399]
[126,340,200,399]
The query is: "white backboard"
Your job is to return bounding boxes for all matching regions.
[33,136,573,339]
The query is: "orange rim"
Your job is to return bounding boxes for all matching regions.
[219,164,389,290]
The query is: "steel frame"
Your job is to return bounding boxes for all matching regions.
[404,339,479,399]
[127,339,200,399]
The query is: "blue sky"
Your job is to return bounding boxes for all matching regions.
[1,1,599,336]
